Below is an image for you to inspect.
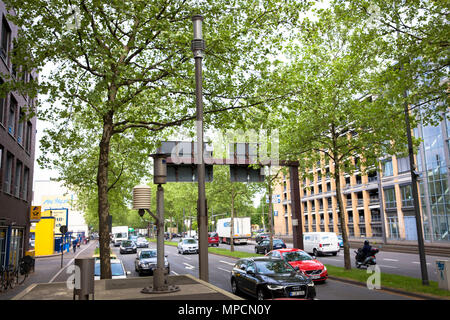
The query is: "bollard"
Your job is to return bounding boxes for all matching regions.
[73,258,95,300]
[436,260,450,291]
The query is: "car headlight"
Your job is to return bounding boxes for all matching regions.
[140,263,147,267]
[267,284,284,290]
[323,266,327,271]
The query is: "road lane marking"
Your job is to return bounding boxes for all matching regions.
[171,271,179,275]
[49,241,95,283]
[412,262,430,265]
[220,260,235,266]
[321,258,341,262]
[379,265,399,269]
[383,259,399,262]
[218,267,231,273]
[183,263,195,270]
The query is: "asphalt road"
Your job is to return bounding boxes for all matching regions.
[112,241,414,300]
[216,240,442,282]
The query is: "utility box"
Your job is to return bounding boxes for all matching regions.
[74,258,95,300]
[436,260,450,291]
[35,217,55,256]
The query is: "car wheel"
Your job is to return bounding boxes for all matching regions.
[313,249,319,257]
[256,287,265,300]
[231,278,240,295]
[332,251,337,256]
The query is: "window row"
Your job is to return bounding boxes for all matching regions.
[0,87,33,152]
[0,146,30,200]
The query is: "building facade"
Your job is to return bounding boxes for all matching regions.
[273,114,450,243]
[0,2,37,271]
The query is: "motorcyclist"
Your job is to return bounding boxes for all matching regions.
[361,240,372,261]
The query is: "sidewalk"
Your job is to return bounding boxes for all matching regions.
[13,274,242,300]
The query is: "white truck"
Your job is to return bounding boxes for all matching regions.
[112,226,128,247]
[217,217,251,245]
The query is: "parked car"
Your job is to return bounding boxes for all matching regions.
[255,233,270,244]
[135,237,149,248]
[94,259,130,280]
[135,249,170,276]
[119,240,137,254]
[266,248,328,283]
[303,232,340,256]
[208,232,219,247]
[337,235,344,249]
[177,238,199,254]
[255,239,286,254]
[231,257,316,300]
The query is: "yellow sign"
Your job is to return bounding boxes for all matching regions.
[43,209,68,234]
[30,206,41,221]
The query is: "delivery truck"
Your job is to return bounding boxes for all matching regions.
[217,217,251,245]
[112,226,128,247]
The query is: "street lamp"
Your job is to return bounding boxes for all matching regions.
[191,14,208,282]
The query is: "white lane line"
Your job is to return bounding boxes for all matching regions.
[379,265,399,269]
[183,263,195,270]
[220,260,235,266]
[321,258,341,262]
[218,267,231,273]
[412,262,431,265]
[171,271,179,275]
[49,241,95,283]
[383,258,399,262]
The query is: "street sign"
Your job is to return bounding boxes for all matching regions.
[30,206,41,222]
[60,225,68,234]
[266,195,281,204]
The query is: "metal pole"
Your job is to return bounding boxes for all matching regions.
[290,165,304,250]
[153,184,167,291]
[403,93,429,286]
[192,14,208,282]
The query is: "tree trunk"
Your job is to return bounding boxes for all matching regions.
[268,183,273,252]
[97,111,114,279]
[334,159,352,270]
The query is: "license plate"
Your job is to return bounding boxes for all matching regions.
[290,291,305,297]
[311,275,321,279]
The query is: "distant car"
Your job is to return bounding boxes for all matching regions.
[255,233,270,243]
[208,232,219,247]
[135,249,170,276]
[94,259,130,280]
[303,232,340,256]
[120,240,137,254]
[337,235,344,248]
[267,248,328,283]
[231,257,316,300]
[177,238,199,254]
[255,239,286,254]
[135,237,149,248]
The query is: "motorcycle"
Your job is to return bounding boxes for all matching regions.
[354,247,379,268]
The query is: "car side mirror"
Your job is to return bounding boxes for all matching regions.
[126,271,131,275]
[294,266,300,271]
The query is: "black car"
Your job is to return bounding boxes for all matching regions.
[255,239,286,254]
[231,257,316,300]
[135,249,170,276]
[119,240,137,254]
[255,233,270,243]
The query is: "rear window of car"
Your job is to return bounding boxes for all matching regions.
[209,233,218,237]
[95,262,125,276]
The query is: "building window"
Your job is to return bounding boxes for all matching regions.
[384,188,397,209]
[8,96,17,136]
[397,157,411,174]
[382,158,393,177]
[23,167,29,200]
[14,160,22,197]
[1,17,11,61]
[25,121,32,152]
[0,79,5,125]
[17,109,25,146]
[4,152,13,194]
[400,184,414,207]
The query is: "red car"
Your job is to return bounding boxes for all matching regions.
[266,248,328,283]
[208,232,219,247]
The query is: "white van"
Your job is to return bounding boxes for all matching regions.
[303,232,340,257]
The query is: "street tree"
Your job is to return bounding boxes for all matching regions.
[2,0,307,278]
[273,8,411,270]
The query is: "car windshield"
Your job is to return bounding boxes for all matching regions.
[137,238,146,242]
[140,251,157,259]
[282,251,313,262]
[121,241,132,246]
[183,239,197,244]
[95,263,125,276]
[255,260,295,275]
[273,239,284,244]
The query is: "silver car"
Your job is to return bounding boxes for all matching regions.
[177,238,199,255]
[135,249,169,276]
[135,237,149,248]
